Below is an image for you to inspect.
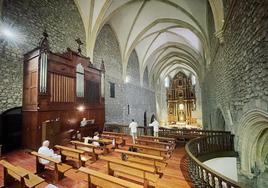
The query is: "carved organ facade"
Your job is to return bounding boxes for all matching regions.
[167,72,196,124]
[22,32,105,149]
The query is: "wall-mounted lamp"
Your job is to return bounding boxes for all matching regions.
[77,105,85,112]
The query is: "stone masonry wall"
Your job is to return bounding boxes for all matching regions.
[204,0,268,133]
[93,24,156,126]
[0,0,85,113]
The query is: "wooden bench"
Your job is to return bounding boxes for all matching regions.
[0,160,45,188]
[83,137,112,154]
[79,167,143,188]
[71,140,104,161]
[101,134,127,147]
[138,135,176,143]
[135,138,175,151]
[30,151,72,183]
[100,156,159,188]
[54,145,91,168]
[115,149,167,177]
[127,144,171,159]
[102,131,129,138]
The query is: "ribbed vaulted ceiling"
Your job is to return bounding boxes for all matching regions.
[74,0,224,86]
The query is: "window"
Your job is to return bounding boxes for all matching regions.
[164,77,169,87]
[109,82,115,98]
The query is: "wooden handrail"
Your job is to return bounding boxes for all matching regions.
[185,135,243,188]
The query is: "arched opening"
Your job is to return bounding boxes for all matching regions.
[238,110,268,183]
[215,108,226,131]
[0,107,22,153]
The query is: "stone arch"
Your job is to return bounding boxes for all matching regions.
[93,24,122,80]
[238,109,268,178]
[208,0,225,43]
[143,66,149,88]
[126,49,140,85]
[215,108,226,131]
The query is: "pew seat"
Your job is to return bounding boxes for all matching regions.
[83,137,112,154]
[0,160,45,188]
[55,145,91,168]
[114,149,167,176]
[138,135,176,143]
[71,140,104,161]
[31,151,72,183]
[100,156,159,187]
[79,167,143,188]
[127,144,171,159]
[101,134,126,147]
[135,138,175,151]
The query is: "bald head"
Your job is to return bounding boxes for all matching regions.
[42,140,50,147]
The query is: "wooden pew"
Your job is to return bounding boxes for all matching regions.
[100,156,159,188]
[101,134,127,147]
[114,149,167,176]
[102,131,129,138]
[0,160,45,188]
[135,138,175,151]
[79,167,143,188]
[127,144,171,159]
[70,140,104,161]
[54,145,91,168]
[138,135,175,143]
[83,137,112,154]
[30,151,72,183]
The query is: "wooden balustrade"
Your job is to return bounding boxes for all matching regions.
[158,127,231,138]
[185,134,242,188]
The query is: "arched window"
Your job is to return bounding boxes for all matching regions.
[164,77,170,88]
[191,75,196,86]
[76,64,84,97]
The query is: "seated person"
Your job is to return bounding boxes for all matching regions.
[92,132,100,147]
[38,140,61,165]
[80,118,88,127]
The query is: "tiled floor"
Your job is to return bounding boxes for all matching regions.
[0,143,193,188]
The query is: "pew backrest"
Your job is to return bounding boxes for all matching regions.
[0,160,45,188]
[79,167,143,188]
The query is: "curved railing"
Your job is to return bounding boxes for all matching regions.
[185,134,243,188]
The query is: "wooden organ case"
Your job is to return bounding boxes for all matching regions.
[167,72,196,125]
[22,32,105,149]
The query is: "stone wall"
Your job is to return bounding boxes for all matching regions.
[204,1,268,185]
[93,25,156,126]
[0,0,85,113]
[204,0,268,132]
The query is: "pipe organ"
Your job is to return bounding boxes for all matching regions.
[167,72,196,125]
[22,31,105,149]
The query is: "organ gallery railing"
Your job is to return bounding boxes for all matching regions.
[185,134,243,188]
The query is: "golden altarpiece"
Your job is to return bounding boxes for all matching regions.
[167,72,196,125]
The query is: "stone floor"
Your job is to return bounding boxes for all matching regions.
[0,143,193,188]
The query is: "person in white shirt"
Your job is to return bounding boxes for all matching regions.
[80,118,88,127]
[38,140,61,165]
[129,119,138,143]
[92,132,100,147]
[149,118,159,137]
